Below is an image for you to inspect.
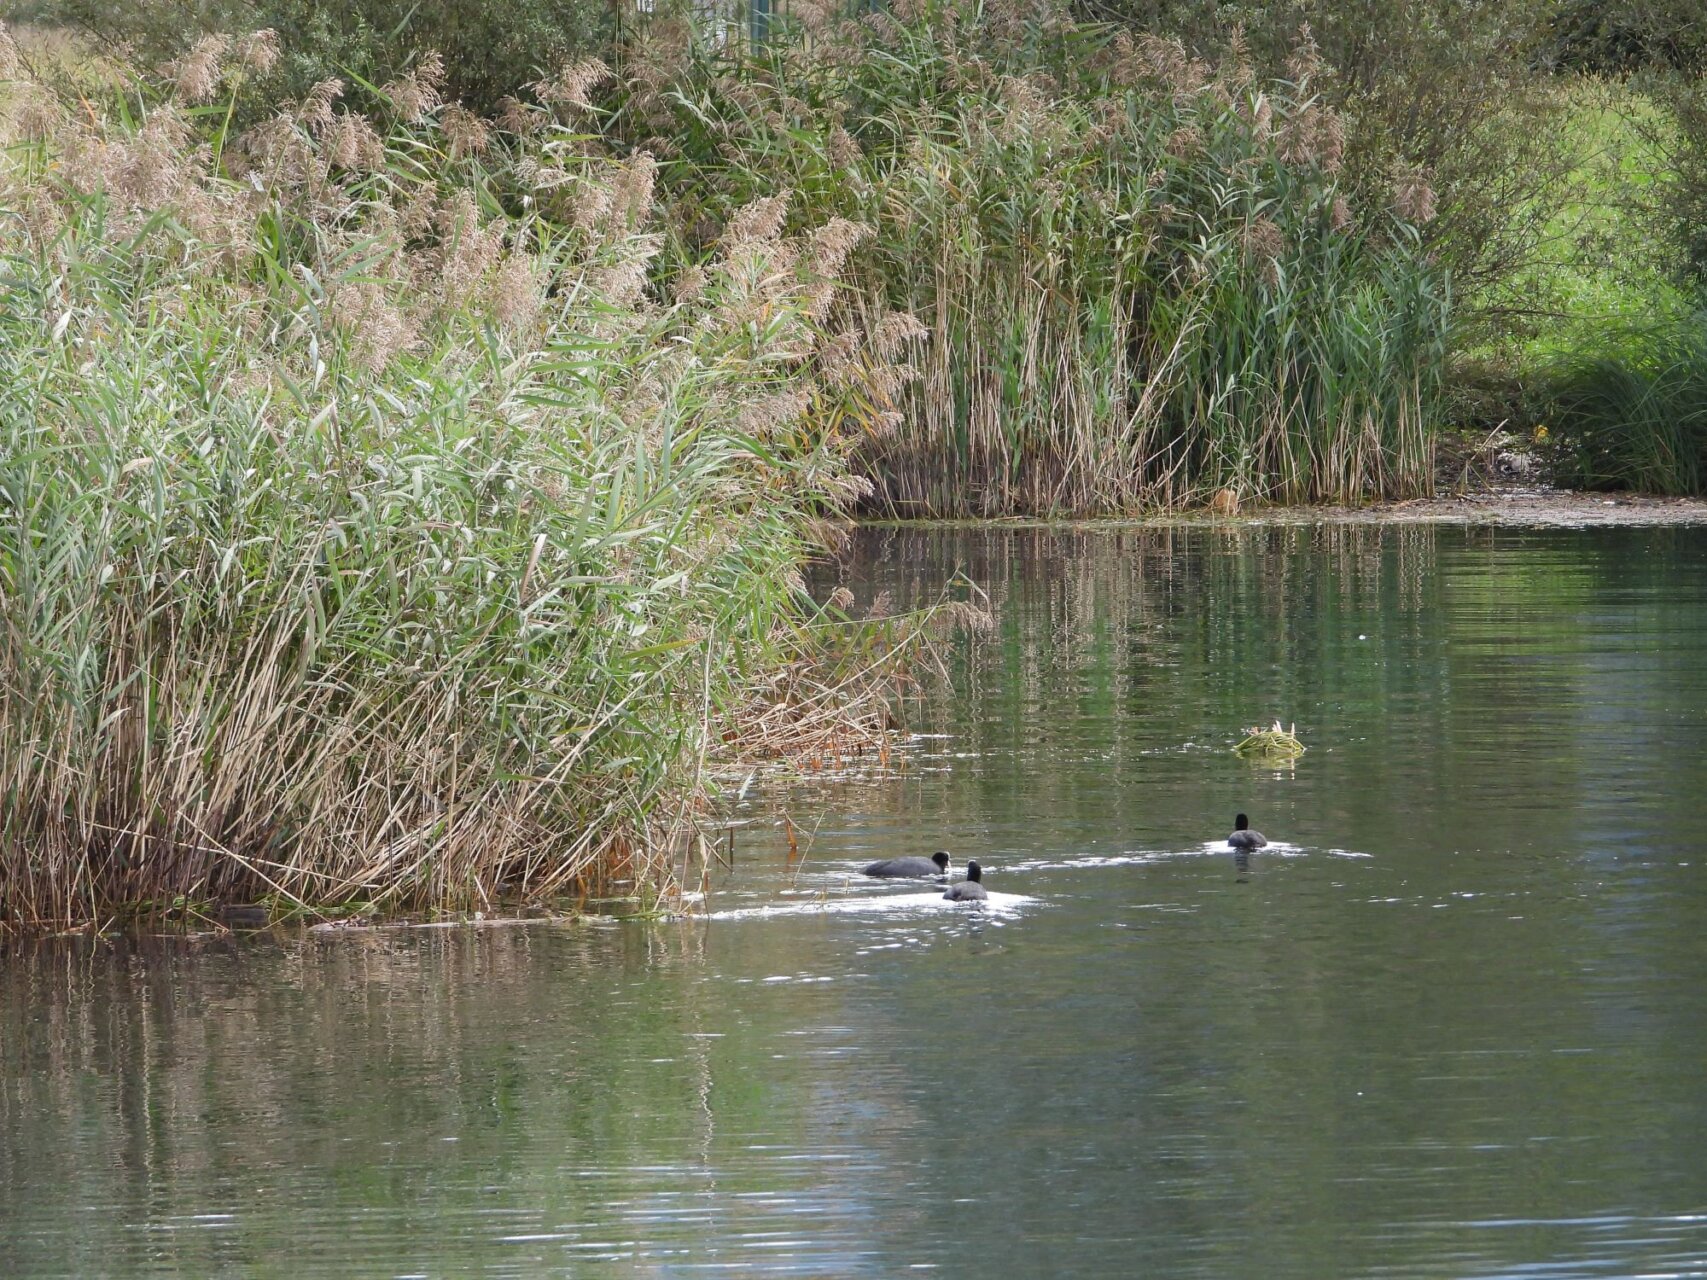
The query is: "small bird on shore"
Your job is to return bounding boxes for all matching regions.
[863,850,951,879]
[943,860,988,902]
[1228,814,1268,851]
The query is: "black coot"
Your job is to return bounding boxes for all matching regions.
[943,860,988,902]
[1228,813,1268,850]
[863,850,951,879]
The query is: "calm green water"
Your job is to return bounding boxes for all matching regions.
[5,524,1707,1278]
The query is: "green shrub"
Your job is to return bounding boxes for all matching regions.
[1539,0,1707,74]
[1640,76,1707,287]
[1546,311,1707,494]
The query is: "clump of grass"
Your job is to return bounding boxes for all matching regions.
[1234,720,1306,759]
[617,3,1451,514]
[0,25,923,931]
[1545,309,1707,494]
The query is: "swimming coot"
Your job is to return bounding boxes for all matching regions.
[1228,813,1268,851]
[943,860,988,902]
[863,850,951,879]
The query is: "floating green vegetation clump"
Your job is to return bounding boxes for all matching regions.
[1234,721,1307,759]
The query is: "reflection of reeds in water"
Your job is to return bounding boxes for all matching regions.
[0,925,739,1210]
[0,29,930,930]
[829,523,1461,855]
[851,523,1444,748]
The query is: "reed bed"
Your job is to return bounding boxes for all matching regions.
[621,0,1452,514]
[0,27,925,930]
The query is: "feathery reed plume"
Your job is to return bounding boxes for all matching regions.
[723,192,791,249]
[489,252,542,330]
[330,281,415,370]
[496,95,542,135]
[397,179,440,236]
[1285,24,1326,86]
[323,110,384,171]
[235,28,281,76]
[1166,125,1204,159]
[808,217,872,276]
[871,312,929,359]
[440,103,490,159]
[383,52,445,123]
[1277,103,1344,172]
[1225,25,1256,91]
[300,77,345,133]
[161,34,229,104]
[4,79,65,144]
[0,21,23,80]
[1243,216,1286,285]
[738,387,813,437]
[433,188,504,300]
[609,151,658,229]
[664,263,704,306]
[1392,169,1438,224]
[828,124,860,169]
[535,57,611,113]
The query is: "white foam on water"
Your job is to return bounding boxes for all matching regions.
[1193,840,1311,858]
[1000,851,1179,873]
[701,889,1037,922]
[999,843,1316,872]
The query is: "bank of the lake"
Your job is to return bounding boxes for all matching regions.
[1038,489,1707,528]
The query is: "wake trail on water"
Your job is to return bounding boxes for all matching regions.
[701,889,1037,922]
[695,844,1375,922]
[999,842,1366,872]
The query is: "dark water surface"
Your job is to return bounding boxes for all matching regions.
[5,524,1707,1278]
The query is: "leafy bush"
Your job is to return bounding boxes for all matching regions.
[1538,0,1707,75]
[1546,311,1707,493]
[1640,76,1707,288]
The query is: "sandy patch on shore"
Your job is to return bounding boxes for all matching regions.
[869,486,1707,529]
[1243,487,1707,526]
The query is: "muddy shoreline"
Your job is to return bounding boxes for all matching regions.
[1218,488,1707,527]
[869,487,1707,528]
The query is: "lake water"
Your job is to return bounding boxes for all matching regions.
[5,524,1707,1278]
